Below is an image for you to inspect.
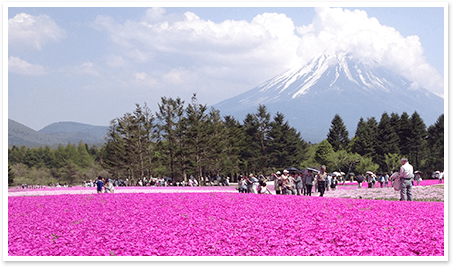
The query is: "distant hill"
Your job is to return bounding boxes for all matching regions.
[38,122,109,144]
[8,119,108,148]
[8,119,63,147]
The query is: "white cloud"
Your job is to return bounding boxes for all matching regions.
[9,13,65,50]
[72,62,100,77]
[296,7,444,97]
[164,69,185,84]
[92,7,443,101]
[106,55,127,68]
[135,72,148,80]
[8,56,47,76]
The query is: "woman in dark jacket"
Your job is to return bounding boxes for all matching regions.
[305,170,314,196]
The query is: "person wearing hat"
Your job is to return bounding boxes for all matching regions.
[280,170,292,195]
[315,165,327,197]
[399,158,414,201]
[273,171,282,195]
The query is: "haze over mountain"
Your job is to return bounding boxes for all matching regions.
[213,52,444,143]
[8,119,108,147]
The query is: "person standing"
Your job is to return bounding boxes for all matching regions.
[280,170,291,195]
[316,165,327,197]
[326,173,332,191]
[294,171,303,195]
[96,176,103,194]
[273,171,282,195]
[414,172,422,186]
[305,170,314,196]
[399,158,414,201]
[379,174,385,188]
[249,174,259,194]
[384,173,389,187]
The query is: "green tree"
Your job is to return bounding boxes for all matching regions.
[8,163,15,186]
[255,104,271,173]
[315,139,334,165]
[267,112,307,169]
[327,114,350,151]
[351,117,377,157]
[398,112,412,157]
[241,113,261,174]
[223,115,245,180]
[205,108,230,177]
[184,94,209,180]
[77,141,93,168]
[409,111,427,169]
[375,112,400,171]
[426,114,444,171]
[327,150,362,177]
[384,153,403,173]
[104,103,155,180]
[155,97,185,179]
[356,156,379,175]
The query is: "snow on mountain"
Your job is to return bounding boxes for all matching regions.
[213,52,444,143]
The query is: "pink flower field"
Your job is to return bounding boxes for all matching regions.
[8,192,443,256]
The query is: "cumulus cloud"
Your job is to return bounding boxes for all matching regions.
[296,7,444,97]
[9,56,47,75]
[92,7,443,101]
[9,13,65,50]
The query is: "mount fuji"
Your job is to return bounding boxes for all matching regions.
[213,52,444,143]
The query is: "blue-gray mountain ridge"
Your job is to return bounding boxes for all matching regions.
[8,119,108,147]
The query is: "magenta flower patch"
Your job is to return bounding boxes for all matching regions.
[8,193,444,256]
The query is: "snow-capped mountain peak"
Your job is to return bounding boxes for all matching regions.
[213,52,443,142]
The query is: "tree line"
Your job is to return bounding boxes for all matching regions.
[8,94,444,186]
[317,112,444,176]
[102,94,309,184]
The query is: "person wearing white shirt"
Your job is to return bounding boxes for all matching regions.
[399,158,414,201]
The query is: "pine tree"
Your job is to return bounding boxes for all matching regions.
[426,114,444,171]
[352,117,377,158]
[409,111,427,168]
[241,113,261,174]
[104,103,155,180]
[398,112,412,157]
[205,108,230,177]
[224,115,244,180]
[375,112,400,171]
[327,114,350,151]
[254,105,271,173]
[184,94,209,180]
[156,97,185,180]
[8,163,15,186]
[77,141,93,168]
[267,112,291,169]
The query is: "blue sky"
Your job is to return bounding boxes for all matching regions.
[5,4,446,131]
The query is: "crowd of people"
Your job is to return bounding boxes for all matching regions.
[234,159,444,202]
[236,165,341,197]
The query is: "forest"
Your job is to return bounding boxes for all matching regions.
[8,94,444,187]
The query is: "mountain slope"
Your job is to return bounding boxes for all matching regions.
[8,119,63,146]
[8,120,109,147]
[38,122,109,144]
[214,52,444,142]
